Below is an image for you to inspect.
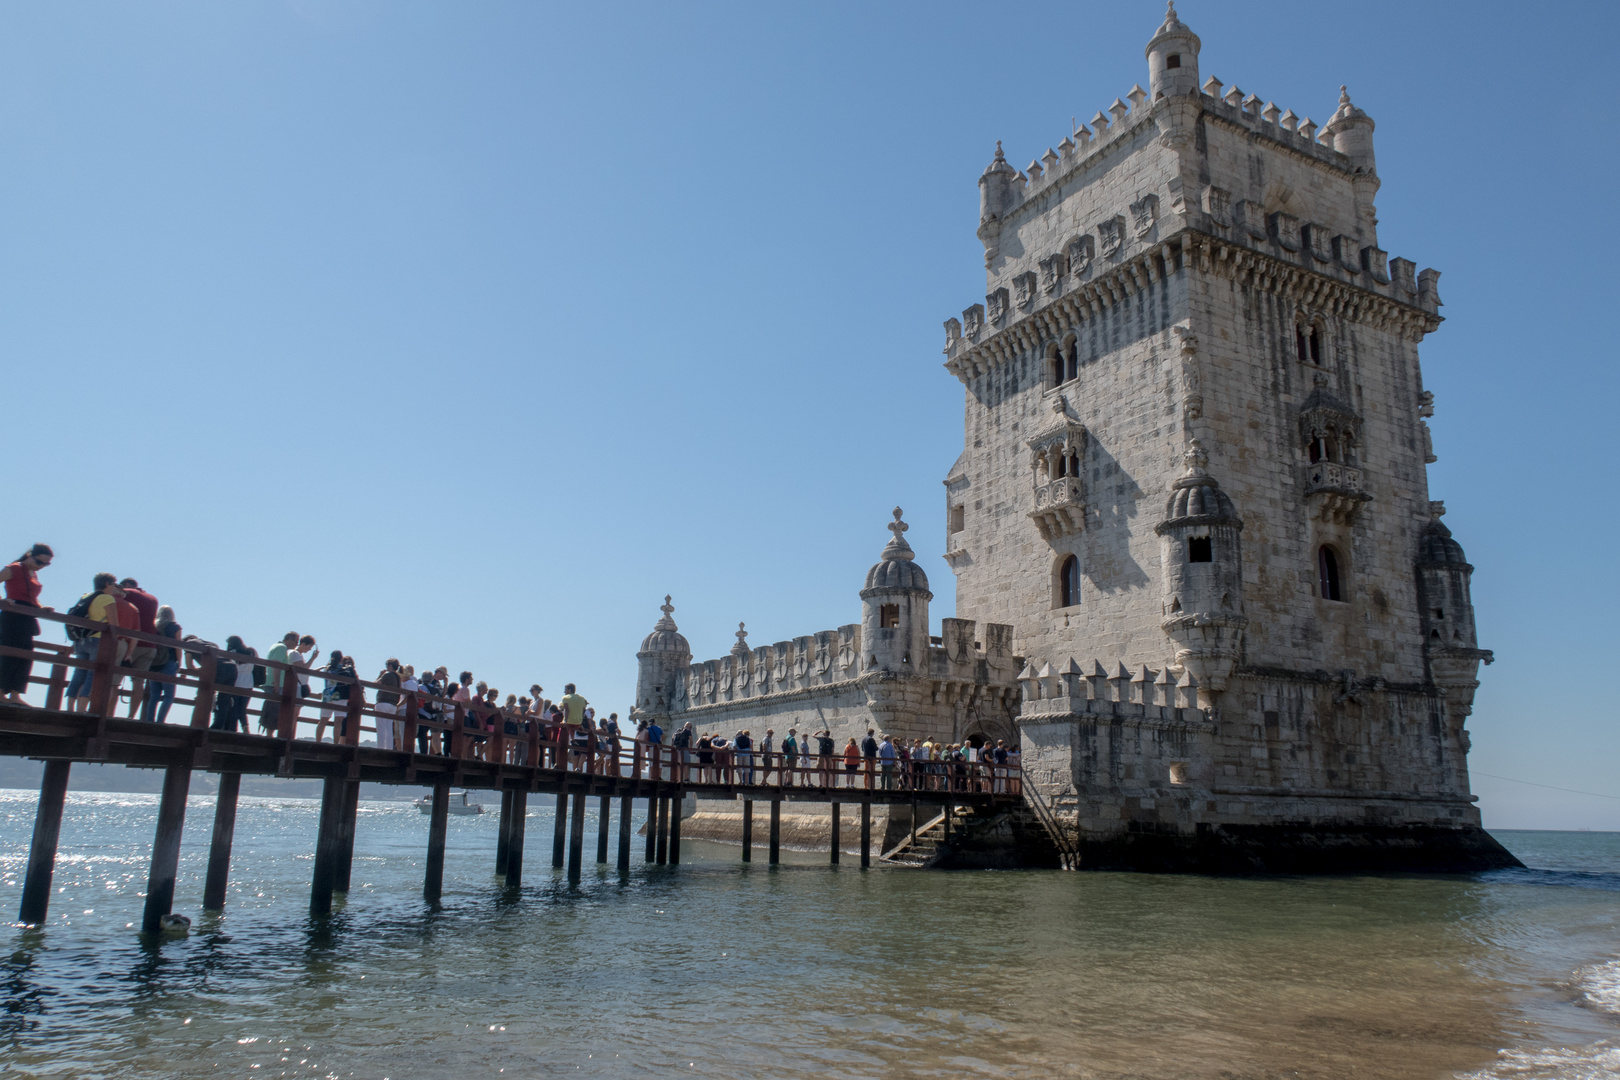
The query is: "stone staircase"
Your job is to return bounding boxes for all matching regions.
[880,800,1071,870]
[879,810,949,866]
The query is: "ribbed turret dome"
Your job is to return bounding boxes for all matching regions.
[862,507,931,594]
[638,595,690,654]
[1158,443,1243,529]
[1418,507,1471,569]
[1164,475,1239,524]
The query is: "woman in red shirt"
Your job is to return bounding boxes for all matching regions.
[0,543,55,704]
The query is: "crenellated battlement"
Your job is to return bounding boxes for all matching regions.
[677,624,863,709]
[1016,658,1210,722]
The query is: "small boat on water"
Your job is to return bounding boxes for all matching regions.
[414,790,484,816]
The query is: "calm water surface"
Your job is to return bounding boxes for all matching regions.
[0,789,1615,1079]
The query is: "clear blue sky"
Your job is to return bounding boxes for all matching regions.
[3,2,1615,829]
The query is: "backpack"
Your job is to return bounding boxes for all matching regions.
[252,662,267,686]
[65,593,96,643]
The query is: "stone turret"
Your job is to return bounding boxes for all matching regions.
[1417,502,1492,709]
[1323,85,1379,228]
[634,595,691,719]
[976,142,1017,267]
[1145,2,1201,101]
[860,508,932,675]
[1155,442,1246,697]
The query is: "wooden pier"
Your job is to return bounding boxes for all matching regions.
[0,601,1021,932]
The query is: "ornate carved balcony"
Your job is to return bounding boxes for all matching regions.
[1304,462,1371,523]
[1030,478,1085,539]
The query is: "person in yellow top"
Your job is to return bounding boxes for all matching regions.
[559,683,587,726]
[66,573,124,713]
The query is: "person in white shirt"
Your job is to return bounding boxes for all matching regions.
[288,635,318,739]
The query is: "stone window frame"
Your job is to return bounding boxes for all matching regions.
[1316,543,1347,603]
[1043,333,1080,389]
[1053,552,1082,609]
[1293,309,1332,368]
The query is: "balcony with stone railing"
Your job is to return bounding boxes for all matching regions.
[1304,462,1371,524]
[1030,478,1085,539]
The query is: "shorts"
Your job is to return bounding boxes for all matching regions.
[132,645,158,672]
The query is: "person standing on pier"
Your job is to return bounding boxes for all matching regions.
[645,716,663,778]
[781,728,799,786]
[878,733,897,789]
[140,606,182,723]
[815,729,835,788]
[0,543,53,705]
[841,737,861,788]
[220,635,256,732]
[65,573,125,712]
[374,658,402,749]
[261,631,298,735]
[559,683,587,730]
[115,579,158,717]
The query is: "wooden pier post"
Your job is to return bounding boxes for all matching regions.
[596,795,610,863]
[202,772,241,911]
[141,764,192,935]
[567,791,586,882]
[551,787,568,868]
[310,775,343,915]
[860,801,871,869]
[18,761,71,924]
[644,794,657,863]
[668,792,682,866]
[334,779,360,894]
[654,796,669,865]
[496,788,514,876]
[423,783,449,904]
[505,789,527,888]
[741,799,753,863]
[768,797,780,865]
[830,801,840,865]
[617,795,632,871]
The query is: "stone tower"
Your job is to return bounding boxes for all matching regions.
[634,596,691,721]
[860,508,932,676]
[938,3,1513,869]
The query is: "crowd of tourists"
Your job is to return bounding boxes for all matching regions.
[1,545,1018,790]
[630,720,1017,792]
[0,545,609,758]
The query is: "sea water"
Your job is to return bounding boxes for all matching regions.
[0,788,1615,1079]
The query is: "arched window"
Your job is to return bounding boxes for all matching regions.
[1296,325,1308,363]
[879,603,900,628]
[1048,351,1063,387]
[1059,555,1080,607]
[1068,452,1080,477]
[1064,339,1078,382]
[1308,325,1322,364]
[1317,546,1342,601]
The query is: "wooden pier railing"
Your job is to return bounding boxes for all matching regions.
[0,601,1022,934]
